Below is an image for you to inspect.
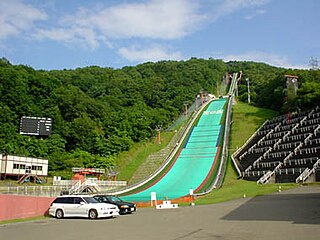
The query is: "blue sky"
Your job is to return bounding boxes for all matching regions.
[0,0,319,70]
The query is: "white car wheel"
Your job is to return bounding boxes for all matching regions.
[89,209,98,219]
[56,209,64,219]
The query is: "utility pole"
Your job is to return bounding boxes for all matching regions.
[183,102,188,118]
[155,125,162,144]
[236,71,242,97]
[246,78,250,104]
[309,57,319,70]
[236,76,239,97]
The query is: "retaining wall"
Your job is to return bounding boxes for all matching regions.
[0,194,54,221]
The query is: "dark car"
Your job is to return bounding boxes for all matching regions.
[93,195,136,214]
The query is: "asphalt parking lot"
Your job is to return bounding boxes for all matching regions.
[1,186,319,240]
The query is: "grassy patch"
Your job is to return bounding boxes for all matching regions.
[229,101,278,153]
[196,181,296,205]
[0,216,48,225]
[116,131,175,182]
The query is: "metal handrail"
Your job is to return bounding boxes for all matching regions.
[0,185,70,197]
[257,170,273,184]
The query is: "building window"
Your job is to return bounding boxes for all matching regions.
[32,165,43,171]
[13,164,27,170]
[19,164,26,170]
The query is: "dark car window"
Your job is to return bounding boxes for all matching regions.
[94,195,126,203]
[74,197,83,204]
[66,197,75,204]
[53,197,72,204]
[53,197,64,204]
[95,196,109,203]
[110,196,123,202]
[83,197,99,204]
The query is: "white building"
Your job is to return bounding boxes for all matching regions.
[0,154,48,180]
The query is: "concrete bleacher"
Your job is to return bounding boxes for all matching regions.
[276,167,306,183]
[235,119,284,171]
[233,106,320,184]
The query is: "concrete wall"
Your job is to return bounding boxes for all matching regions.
[0,194,54,221]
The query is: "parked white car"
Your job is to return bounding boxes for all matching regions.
[49,195,119,219]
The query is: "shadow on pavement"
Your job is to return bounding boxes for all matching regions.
[221,193,320,225]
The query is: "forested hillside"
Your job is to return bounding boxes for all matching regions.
[0,57,319,177]
[0,58,226,176]
[231,61,320,111]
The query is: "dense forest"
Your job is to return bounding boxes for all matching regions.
[232,61,320,112]
[0,57,319,177]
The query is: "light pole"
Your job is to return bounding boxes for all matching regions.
[246,78,251,104]
[236,78,239,97]
[155,125,162,144]
[183,102,188,118]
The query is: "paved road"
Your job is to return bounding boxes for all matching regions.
[1,186,319,240]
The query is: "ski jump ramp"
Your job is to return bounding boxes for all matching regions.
[123,98,227,202]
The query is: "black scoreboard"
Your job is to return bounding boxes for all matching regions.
[20,117,52,136]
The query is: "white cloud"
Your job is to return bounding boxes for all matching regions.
[0,0,47,39]
[34,0,203,49]
[220,51,308,69]
[256,9,267,14]
[33,7,102,50]
[27,0,273,64]
[35,27,101,50]
[118,45,182,62]
[210,0,270,21]
[31,0,272,55]
[245,9,266,20]
[91,0,203,39]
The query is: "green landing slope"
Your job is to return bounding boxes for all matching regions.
[123,98,227,202]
